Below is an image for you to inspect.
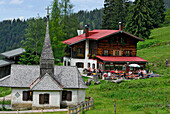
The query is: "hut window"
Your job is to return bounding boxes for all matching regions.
[39,94,49,104]
[64,61,66,66]
[68,61,70,66]
[78,48,83,54]
[92,64,95,69]
[76,62,84,68]
[120,37,127,45]
[88,63,90,68]
[23,91,33,101]
[104,50,109,56]
[62,91,72,101]
[110,38,117,44]
[125,50,131,56]
[115,51,119,56]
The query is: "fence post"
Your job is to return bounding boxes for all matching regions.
[17,110,19,114]
[81,102,84,114]
[168,98,169,112]
[89,100,91,110]
[114,102,116,114]
[67,107,69,114]
[41,109,43,114]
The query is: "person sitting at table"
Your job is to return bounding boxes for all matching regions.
[142,69,146,75]
[115,69,118,73]
[107,71,111,78]
[129,71,132,75]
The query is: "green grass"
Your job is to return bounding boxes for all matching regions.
[137,26,170,50]
[0,87,11,97]
[137,25,170,75]
[84,76,170,114]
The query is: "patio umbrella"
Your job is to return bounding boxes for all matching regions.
[129,64,140,67]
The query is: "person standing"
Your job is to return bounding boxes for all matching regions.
[166,59,168,67]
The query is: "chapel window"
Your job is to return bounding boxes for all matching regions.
[62,91,72,101]
[39,94,49,104]
[23,91,33,101]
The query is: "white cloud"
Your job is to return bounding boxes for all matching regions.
[0,0,5,5]
[10,0,23,5]
[19,16,24,20]
[3,16,24,21]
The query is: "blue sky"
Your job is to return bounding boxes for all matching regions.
[0,0,106,21]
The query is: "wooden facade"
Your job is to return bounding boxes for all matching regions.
[65,33,139,58]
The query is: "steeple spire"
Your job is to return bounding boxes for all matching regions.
[40,6,54,78]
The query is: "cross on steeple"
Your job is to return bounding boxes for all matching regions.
[45,6,50,16]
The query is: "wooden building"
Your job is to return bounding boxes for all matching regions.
[0,48,25,78]
[63,23,147,72]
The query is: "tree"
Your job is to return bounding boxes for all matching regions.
[149,0,165,28]
[50,0,66,63]
[19,15,46,65]
[102,0,130,30]
[165,9,170,24]
[125,0,153,39]
[59,0,78,39]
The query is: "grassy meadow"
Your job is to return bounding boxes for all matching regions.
[137,25,170,75]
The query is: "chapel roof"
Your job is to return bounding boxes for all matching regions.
[40,9,54,60]
[0,65,87,89]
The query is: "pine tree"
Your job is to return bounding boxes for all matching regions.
[50,0,66,63]
[102,0,130,30]
[19,15,46,64]
[102,0,114,29]
[149,0,165,28]
[125,0,153,39]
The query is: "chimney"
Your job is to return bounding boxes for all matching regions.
[119,22,123,30]
[85,25,89,37]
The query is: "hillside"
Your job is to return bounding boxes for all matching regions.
[137,25,170,75]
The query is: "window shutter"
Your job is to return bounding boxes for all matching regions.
[23,91,28,101]
[39,94,44,104]
[67,91,72,101]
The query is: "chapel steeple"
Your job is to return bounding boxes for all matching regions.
[40,6,54,78]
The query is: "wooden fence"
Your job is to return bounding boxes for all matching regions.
[167,98,170,112]
[68,97,94,114]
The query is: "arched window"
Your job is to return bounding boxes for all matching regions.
[92,64,95,69]
[68,61,70,66]
[88,63,90,68]
[64,61,66,66]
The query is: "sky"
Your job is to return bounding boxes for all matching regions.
[0,0,105,21]
[0,0,134,21]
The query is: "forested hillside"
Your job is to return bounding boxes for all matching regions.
[0,19,27,53]
[75,9,103,30]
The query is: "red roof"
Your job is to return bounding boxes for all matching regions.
[63,30,144,45]
[63,30,120,45]
[96,56,147,62]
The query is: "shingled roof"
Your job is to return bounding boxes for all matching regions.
[63,30,145,45]
[40,15,54,60]
[31,73,63,90]
[0,60,15,67]
[0,48,25,58]
[0,65,87,89]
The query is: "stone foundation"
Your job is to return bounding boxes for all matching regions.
[12,103,32,110]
